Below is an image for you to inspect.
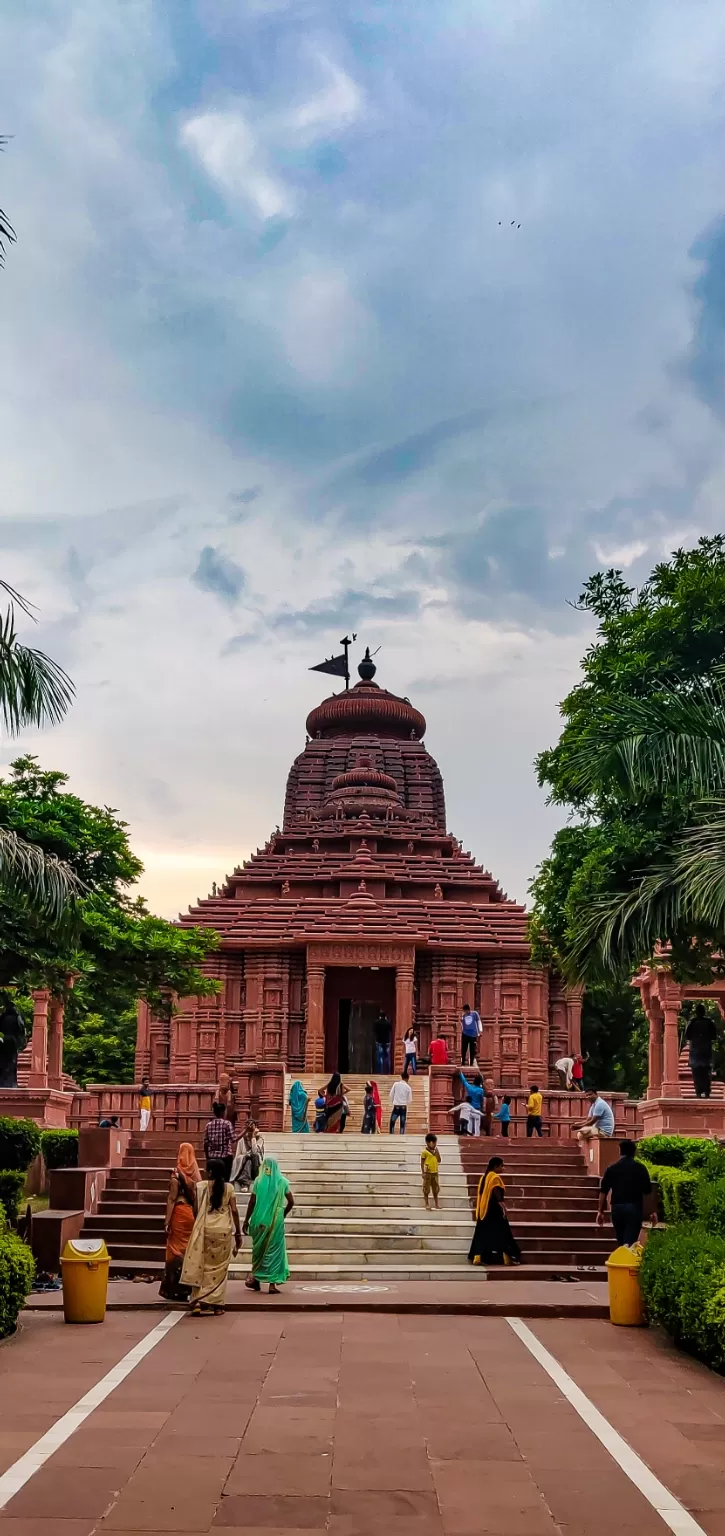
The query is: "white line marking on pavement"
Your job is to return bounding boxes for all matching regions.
[507,1318,707,1536]
[0,1310,183,1511]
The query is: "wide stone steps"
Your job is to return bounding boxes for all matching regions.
[84,1128,609,1283]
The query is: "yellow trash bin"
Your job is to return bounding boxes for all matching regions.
[605,1244,646,1326]
[60,1237,110,1324]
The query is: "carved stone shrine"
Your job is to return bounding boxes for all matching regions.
[136,655,581,1085]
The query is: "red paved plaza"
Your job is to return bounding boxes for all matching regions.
[2,1310,725,1534]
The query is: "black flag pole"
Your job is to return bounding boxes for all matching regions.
[309,633,357,689]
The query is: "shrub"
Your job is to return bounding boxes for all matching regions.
[640,1160,700,1223]
[696,1175,725,1237]
[0,1116,41,1172]
[637,1135,725,1174]
[0,1206,35,1337]
[0,1170,27,1224]
[40,1129,79,1169]
[640,1223,725,1372]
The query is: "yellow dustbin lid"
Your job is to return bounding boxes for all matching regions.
[605,1244,642,1268]
[61,1238,109,1263]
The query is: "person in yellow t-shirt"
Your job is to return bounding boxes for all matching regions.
[526,1085,543,1139]
[421,1133,442,1209]
[138,1075,152,1133]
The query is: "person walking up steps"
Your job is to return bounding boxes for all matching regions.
[468,1156,522,1267]
[526,1084,543,1138]
[138,1075,152,1133]
[460,1001,481,1066]
[421,1133,441,1209]
[181,1159,241,1316]
[389,1069,413,1133]
[204,1100,235,1178]
[243,1157,294,1294]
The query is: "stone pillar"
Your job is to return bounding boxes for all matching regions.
[47,994,65,1091]
[662,1004,681,1097]
[394,959,415,1071]
[566,985,584,1057]
[27,988,50,1089]
[647,1007,663,1098]
[305,961,326,1075]
[135,999,151,1080]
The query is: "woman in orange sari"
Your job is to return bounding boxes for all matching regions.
[160,1142,201,1299]
[468,1156,521,1266]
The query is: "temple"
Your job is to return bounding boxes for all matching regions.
[136,652,582,1086]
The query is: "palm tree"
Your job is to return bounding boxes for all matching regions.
[0,581,80,918]
[566,673,725,981]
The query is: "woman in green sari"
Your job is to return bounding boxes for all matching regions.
[288,1080,310,1132]
[242,1157,294,1293]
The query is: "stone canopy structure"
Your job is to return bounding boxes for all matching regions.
[136,653,581,1086]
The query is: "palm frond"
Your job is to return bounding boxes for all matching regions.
[0,826,83,920]
[0,604,74,732]
[567,672,725,801]
[566,799,725,983]
[0,134,16,269]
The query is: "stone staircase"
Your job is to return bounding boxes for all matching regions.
[677,1044,725,1098]
[283,1071,430,1134]
[82,1121,611,1283]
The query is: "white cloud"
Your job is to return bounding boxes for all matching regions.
[593,539,649,567]
[182,110,293,220]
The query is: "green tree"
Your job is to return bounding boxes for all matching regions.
[0,757,219,1084]
[531,536,725,1077]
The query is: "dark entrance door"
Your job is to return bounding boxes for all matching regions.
[324,967,396,1074]
[338,1000,382,1075]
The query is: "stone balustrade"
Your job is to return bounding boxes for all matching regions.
[71,1062,285,1133]
[428,1065,641,1137]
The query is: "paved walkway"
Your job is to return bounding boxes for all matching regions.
[2,1310,725,1533]
[24,1277,609,1316]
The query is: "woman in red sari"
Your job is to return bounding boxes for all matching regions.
[160,1142,201,1300]
[323,1073,346,1133]
[370,1081,382,1132]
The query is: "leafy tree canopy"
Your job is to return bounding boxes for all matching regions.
[0,757,219,1083]
[534,537,725,984]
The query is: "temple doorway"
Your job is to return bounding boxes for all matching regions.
[323,966,396,1075]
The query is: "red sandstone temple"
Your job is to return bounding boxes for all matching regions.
[136,652,582,1086]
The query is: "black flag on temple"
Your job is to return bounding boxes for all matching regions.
[309,652,348,679]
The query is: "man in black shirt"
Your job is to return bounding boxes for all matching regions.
[685,1003,718,1098]
[596,1139,654,1247]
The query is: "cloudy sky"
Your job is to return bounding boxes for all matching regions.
[1,0,725,916]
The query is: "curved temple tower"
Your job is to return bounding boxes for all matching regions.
[136,654,581,1085]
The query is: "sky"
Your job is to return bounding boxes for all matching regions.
[1,0,725,916]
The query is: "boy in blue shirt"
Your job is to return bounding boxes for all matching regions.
[494,1095,512,1138]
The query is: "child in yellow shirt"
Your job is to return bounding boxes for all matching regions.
[526,1085,543,1139]
[421,1133,441,1209]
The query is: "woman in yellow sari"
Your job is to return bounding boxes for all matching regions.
[159,1142,201,1300]
[181,1160,242,1315]
[468,1156,521,1266]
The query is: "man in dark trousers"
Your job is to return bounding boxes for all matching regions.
[596,1139,654,1247]
[685,1003,718,1098]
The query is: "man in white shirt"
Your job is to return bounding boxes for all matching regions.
[575,1090,615,1142]
[389,1071,413,1134]
[554,1055,575,1090]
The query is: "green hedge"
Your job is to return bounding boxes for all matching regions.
[0,1206,35,1337]
[40,1129,79,1169]
[0,1117,40,1172]
[640,1160,700,1224]
[695,1175,725,1237]
[0,1170,26,1223]
[640,1224,725,1373]
[637,1135,725,1175]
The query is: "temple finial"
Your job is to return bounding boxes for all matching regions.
[358,646,376,682]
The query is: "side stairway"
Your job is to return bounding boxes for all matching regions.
[82,1127,610,1283]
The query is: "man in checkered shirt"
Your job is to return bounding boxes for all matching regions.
[203,1100,235,1178]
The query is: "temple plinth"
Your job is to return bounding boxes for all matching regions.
[137,657,580,1085]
